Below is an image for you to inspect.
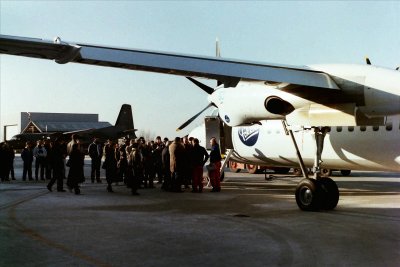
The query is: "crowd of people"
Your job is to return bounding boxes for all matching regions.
[0,134,223,196]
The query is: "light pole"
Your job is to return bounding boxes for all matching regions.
[3,124,17,142]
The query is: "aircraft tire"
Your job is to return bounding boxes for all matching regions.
[319,178,339,210]
[229,162,241,173]
[293,168,302,176]
[321,168,332,177]
[295,178,323,211]
[340,170,351,176]
[246,164,258,174]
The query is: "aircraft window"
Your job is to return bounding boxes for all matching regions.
[336,126,342,132]
[348,126,354,132]
[373,126,379,131]
[360,126,366,132]
[385,123,393,131]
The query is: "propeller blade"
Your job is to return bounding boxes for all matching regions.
[186,77,214,95]
[176,103,213,131]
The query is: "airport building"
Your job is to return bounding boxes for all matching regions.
[20,112,112,134]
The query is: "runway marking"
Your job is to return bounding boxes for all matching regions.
[2,190,113,267]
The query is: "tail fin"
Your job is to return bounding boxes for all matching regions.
[115,104,134,130]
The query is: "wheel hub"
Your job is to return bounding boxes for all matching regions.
[300,187,313,205]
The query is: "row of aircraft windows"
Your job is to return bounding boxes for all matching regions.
[266,123,398,134]
[334,123,397,132]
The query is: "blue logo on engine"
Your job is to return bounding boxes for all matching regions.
[224,115,230,123]
[238,127,260,146]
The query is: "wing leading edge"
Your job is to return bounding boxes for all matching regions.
[0,34,338,89]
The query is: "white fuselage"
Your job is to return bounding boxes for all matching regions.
[230,117,400,172]
[191,116,400,172]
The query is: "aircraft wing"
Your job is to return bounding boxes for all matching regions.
[0,34,338,89]
[63,128,95,136]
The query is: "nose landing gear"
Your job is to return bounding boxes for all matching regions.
[283,122,339,211]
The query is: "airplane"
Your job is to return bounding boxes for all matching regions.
[7,104,136,149]
[1,34,400,211]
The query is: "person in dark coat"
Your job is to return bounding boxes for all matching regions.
[182,136,194,189]
[161,140,171,191]
[0,143,8,181]
[116,141,127,184]
[67,143,84,194]
[126,139,140,195]
[143,141,155,188]
[6,143,16,180]
[103,139,117,192]
[43,139,52,180]
[47,138,67,192]
[191,138,209,193]
[88,137,103,183]
[153,136,164,184]
[0,142,15,181]
[21,142,34,181]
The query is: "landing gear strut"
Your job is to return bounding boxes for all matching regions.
[282,122,339,211]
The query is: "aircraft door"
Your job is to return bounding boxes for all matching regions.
[205,116,221,150]
[204,116,233,153]
[204,116,232,153]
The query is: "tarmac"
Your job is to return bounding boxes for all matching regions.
[1,157,400,267]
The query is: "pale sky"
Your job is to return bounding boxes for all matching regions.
[1,1,399,140]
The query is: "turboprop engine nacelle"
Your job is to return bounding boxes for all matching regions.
[209,81,380,127]
[208,81,314,127]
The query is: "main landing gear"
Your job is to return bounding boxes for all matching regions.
[283,122,339,211]
[295,175,339,211]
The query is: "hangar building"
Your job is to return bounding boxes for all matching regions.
[20,112,112,134]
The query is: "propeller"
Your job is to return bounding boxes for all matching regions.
[176,103,214,131]
[176,77,217,131]
[177,40,223,131]
[186,77,214,95]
